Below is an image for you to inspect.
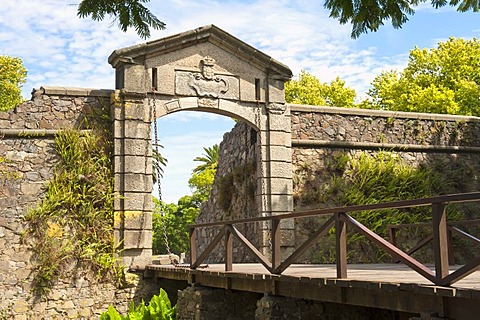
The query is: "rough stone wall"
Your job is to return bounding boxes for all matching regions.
[290,105,480,263]
[176,285,405,320]
[0,87,160,318]
[195,121,259,263]
[199,104,480,264]
[176,285,261,320]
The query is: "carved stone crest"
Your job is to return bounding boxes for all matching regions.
[186,56,229,98]
[198,97,218,108]
[266,103,286,115]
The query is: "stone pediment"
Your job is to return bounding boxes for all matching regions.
[108,25,292,103]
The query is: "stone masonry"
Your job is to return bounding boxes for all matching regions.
[0,87,163,318]
[193,104,480,264]
[108,25,296,257]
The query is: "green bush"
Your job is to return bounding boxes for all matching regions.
[100,289,176,320]
[24,127,121,295]
[299,151,462,263]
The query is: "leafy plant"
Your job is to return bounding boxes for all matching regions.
[285,70,357,108]
[77,0,165,39]
[24,126,122,295]
[0,55,27,111]
[361,38,480,115]
[152,197,199,255]
[100,288,176,320]
[299,151,462,263]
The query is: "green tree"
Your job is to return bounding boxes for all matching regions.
[189,144,220,203]
[285,70,357,108]
[192,144,219,175]
[152,146,168,185]
[325,0,480,39]
[362,37,480,115]
[152,196,199,254]
[77,0,165,39]
[188,165,216,203]
[0,55,27,111]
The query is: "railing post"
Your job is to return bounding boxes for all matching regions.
[189,227,196,268]
[336,213,347,279]
[447,227,455,265]
[388,227,397,246]
[432,202,449,283]
[271,218,281,270]
[225,225,233,271]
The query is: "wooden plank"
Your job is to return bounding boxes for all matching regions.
[393,235,433,263]
[191,192,480,228]
[432,202,449,282]
[227,225,272,272]
[273,215,335,274]
[271,218,281,270]
[450,226,480,245]
[191,226,226,269]
[441,256,480,286]
[341,214,436,283]
[225,227,233,272]
[336,213,347,279]
[189,227,197,266]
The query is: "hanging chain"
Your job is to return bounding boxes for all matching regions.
[255,102,272,253]
[151,89,176,265]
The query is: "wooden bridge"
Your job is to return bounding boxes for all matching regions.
[146,192,480,319]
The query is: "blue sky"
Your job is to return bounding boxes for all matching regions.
[1,1,479,203]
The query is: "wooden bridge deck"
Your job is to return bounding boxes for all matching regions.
[145,263,480,318]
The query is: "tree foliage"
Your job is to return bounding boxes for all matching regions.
[362,37,480,115]
[152,196,199,255]
[153,144,220,254]
[325,0,480,39]
[0,55,27,111]
[77,0,165,39]
[192,144,219,175]
[190,144,219,203]
[152,145,167,185]
[285,70,357,108]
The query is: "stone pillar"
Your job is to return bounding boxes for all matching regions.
[112,90,153,267]
[257,76,295,258]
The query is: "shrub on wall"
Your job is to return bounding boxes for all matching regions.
[296,151,462,262]
[23,126,122,295]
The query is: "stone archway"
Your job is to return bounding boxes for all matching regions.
[109,25,294,267]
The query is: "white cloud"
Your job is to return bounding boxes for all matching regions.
[3,0,476,202]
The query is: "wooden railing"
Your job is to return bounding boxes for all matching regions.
[388,219,480,265]
[189,192,480,286]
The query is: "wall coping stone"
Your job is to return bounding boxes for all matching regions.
[37,86,114,97]
[289,104,480,122]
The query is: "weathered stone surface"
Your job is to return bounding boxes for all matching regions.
[115,173,152,193]
[113,119,150,139]
[122,210,153,229]
[121,230,153,249]
[0,88,162,319]
[114,155,152,174]
[114,138,152,156]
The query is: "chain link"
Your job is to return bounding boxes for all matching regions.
[151,89,177,265]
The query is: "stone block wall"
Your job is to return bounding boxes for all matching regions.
[0,87,160,318]
[198,104,480,264]
[176,285,407,320]
[195,121,260,262]
[290,105,480,263]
